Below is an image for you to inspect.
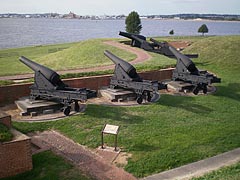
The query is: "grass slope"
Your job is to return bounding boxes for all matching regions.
[12,36,240,177]
[2,151,91,180]
[0,39,136,76]
[36,39,136,70]
[0,42,77,76]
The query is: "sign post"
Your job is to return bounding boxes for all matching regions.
[101,124,120,151]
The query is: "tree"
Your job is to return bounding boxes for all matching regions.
[198,24,209,36]
[125,11,142,34]
[169,29,174,35]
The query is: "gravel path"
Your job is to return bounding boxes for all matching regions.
[31,130,137,180]
[0,41,151,81]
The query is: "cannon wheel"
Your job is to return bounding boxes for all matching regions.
[74,101,80,112]
[30,94,40,100]
[147,92,152,102]
[143,91,151,102]
[193,86,199,95]
[137,96,143,104]
[131,40,135,46]
[110,84,116,89]
[203,85,208,94]
[63,106,71,116]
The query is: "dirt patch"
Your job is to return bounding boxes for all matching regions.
[168,41,192,50]
[113,152,132,168]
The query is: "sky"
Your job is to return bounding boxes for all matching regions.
[0,0,239,15]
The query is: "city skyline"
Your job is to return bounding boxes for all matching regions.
[0,0,239,15]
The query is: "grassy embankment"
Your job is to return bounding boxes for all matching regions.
[0,39,136,77]
[11,36,240,178]
[0,38,176,85]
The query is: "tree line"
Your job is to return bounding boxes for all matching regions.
[125,11,209,36]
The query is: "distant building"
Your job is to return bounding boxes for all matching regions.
[63,11,77,19]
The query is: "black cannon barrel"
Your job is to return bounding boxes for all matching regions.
[150,38,174,56]
[119,31,146,41]
[169,47,198,73]
[104,50,141,80]
[150,38,169,48]
[19,56,64,87]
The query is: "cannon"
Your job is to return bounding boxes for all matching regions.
[119,31,198,58]
[104,50,161,104]
[149,38,199,58]
[119,31,155,51]
[119,31,148,48]
[168,46,221,94]
[119,32,220,94]
[19,56,96,116]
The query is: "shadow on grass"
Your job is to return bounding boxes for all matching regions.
[157,94,212,114]
[129,142,160,152]
[194,61,212,67]
[119,40,131,45]
[85,104,144,124]
[213,83,240,102]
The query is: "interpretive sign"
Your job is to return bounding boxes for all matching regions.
[101,124,120,151]
[103,124,120,135]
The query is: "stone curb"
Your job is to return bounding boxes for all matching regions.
[143,148,240,180]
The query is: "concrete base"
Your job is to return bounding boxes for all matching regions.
[99,87,136,102]
[167,81,193,93]
[15,97,63,116]
[167,81,216,95]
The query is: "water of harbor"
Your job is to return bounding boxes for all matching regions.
[0,18,240,49]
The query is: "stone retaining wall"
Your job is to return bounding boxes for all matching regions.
[0,114,32,178]
[0,111,11,128]
[0,68,174,106]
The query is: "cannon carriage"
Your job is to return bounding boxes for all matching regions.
[19,56,96,115]
[104,50,162,104]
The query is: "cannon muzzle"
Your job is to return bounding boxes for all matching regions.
[169,47,198,74]
[119,31,146,41]
[19,56,64,87]
[104,50,141,80]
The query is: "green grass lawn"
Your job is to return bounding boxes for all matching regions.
[192,161,240,180]
[0,39,136,76]
[9,35,240,177]
[0,124,13,142]
[0,42,77,76]
[2,151,92,180]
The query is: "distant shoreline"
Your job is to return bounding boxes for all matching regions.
[0,17,240,23]
[0,12,239,22]
[144,18,240,23]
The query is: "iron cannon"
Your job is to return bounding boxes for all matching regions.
[104,50,162,104]
[119,31,198,58]
[19,56,96,116]
[167,46,221,94]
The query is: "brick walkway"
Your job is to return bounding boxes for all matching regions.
[31,130,136,180]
